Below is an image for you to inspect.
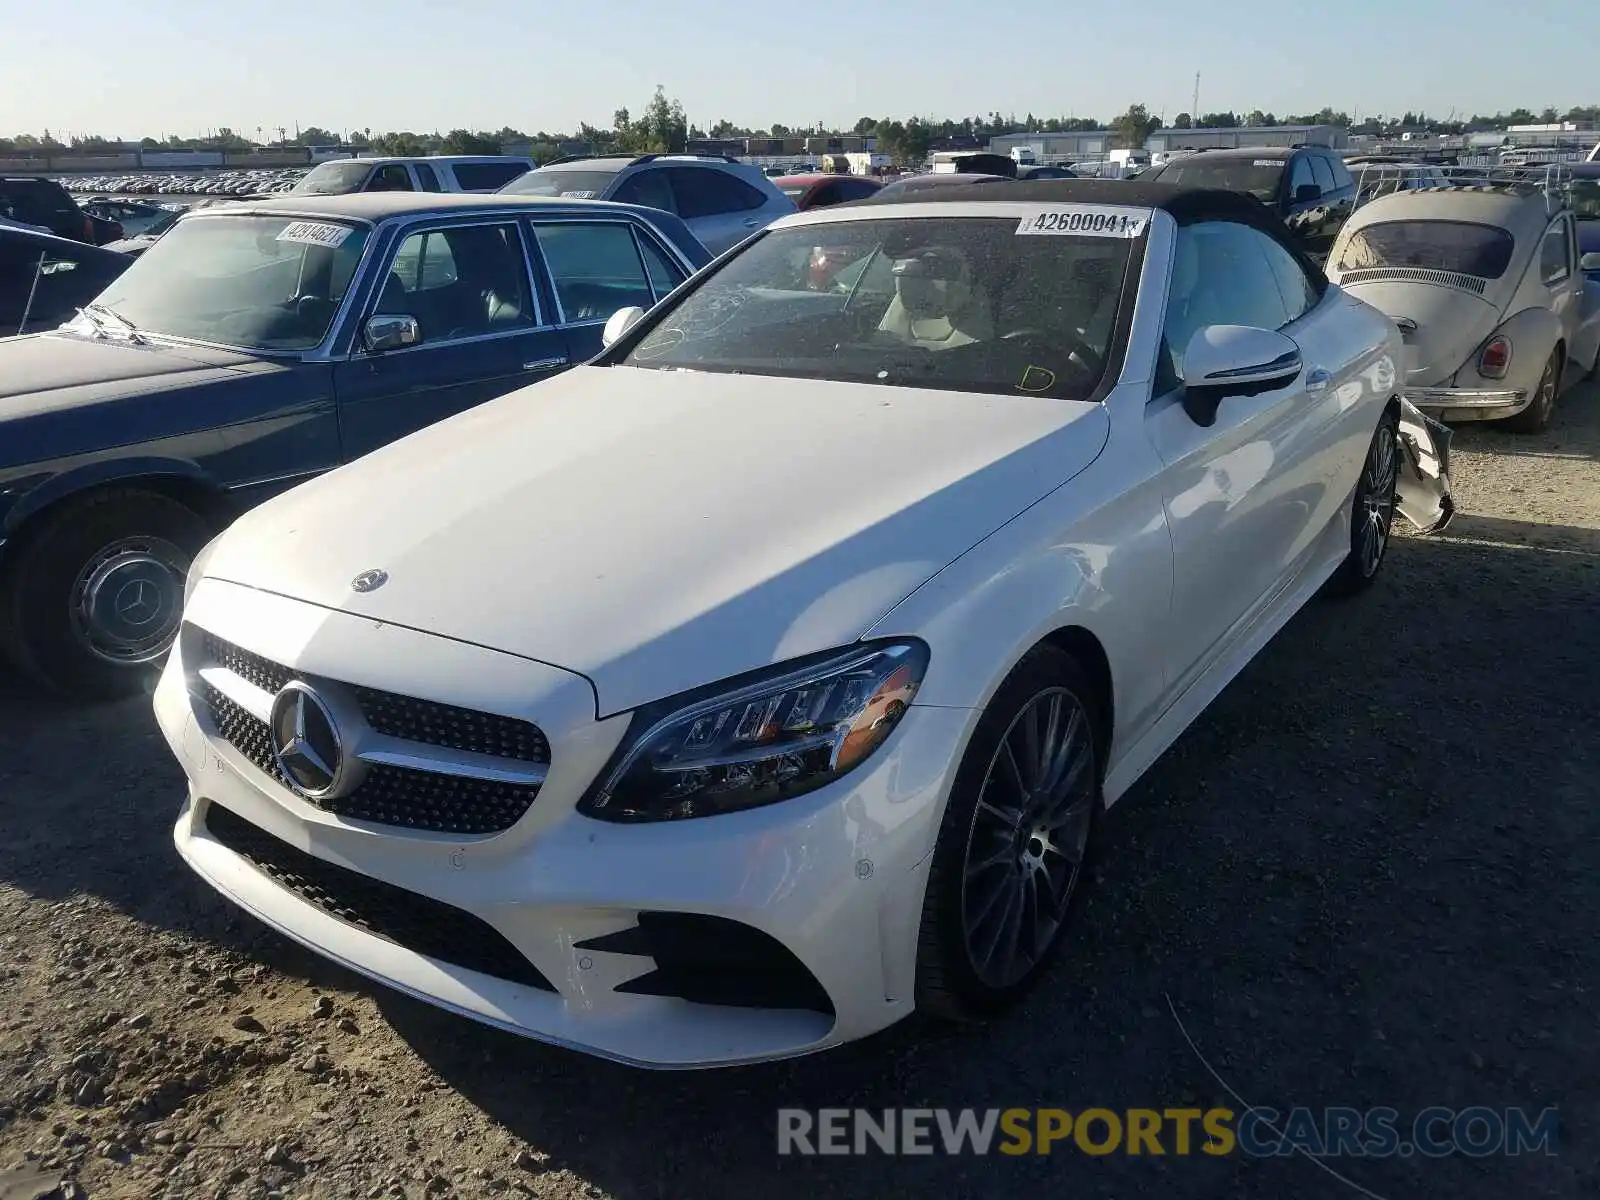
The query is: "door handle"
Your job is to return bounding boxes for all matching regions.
[743,218,760,227]
[522,356,568,372]
[1305,368,1332,392]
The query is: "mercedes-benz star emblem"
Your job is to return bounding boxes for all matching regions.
[269,681,346,799]
[351,569,388,593]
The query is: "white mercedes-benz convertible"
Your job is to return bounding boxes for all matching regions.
[155,180,1451,1068]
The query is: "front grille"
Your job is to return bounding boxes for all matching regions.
[203,633,549,762]
[195,631,548,835]
[201,684,541,835]
[206,803,554,991]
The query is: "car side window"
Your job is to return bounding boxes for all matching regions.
[611,168,678,214]
[1309,156,1336,194]
[1540,218,1572,285]
[634,231,687,299]
[1160,221,1293,386]
[1257,233,1321,322]
[379,223,532,340]
[413,163,443,192]
[1288,156,1318,199]
[368,165,414,192]
[669,167,767,218]
[532,222,655,323]
[1325,155,1355,192]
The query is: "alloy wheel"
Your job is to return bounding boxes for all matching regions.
[959,687,1096,989]
[1358,423,1398,578]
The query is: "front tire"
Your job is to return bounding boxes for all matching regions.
[1502,348,1561,434]
[915,644,1102,1020]
[1,489,209,699]
[1325,409,1400,598]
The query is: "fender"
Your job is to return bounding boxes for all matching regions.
[1459,305,1564,393]
[1,454,216,539]
[864,426,1175,785]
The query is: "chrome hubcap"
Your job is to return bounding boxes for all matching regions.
[1359,425,1397,578]
[1536,360,1557,419]
[960,687,1095,989]
[71,537,190,665]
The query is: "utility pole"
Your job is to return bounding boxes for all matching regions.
[1192,72,1200,121]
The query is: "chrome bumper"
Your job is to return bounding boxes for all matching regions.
[1403,386,1525,410]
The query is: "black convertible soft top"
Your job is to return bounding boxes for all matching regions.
[858,178,1328,292]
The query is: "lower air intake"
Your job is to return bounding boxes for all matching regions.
[575,912,834,1016]
[205,803,553,992]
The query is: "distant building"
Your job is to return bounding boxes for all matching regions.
[987,130,1116,160]
[1144,124,1348,152]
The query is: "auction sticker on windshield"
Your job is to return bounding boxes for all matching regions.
[276,221,354,248]
[1016,207,1150,237]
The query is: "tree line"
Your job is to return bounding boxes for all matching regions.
[6,94,1597,165]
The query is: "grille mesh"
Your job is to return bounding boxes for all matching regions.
[202,632,549,763]
[206,803,553,991]
[196,632,547,835]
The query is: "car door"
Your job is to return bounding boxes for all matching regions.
[1538,214,1583,344]
[526,217,687,362]
[1144,219,1346,692]
[667,166,770,255]
[332,219,567,461]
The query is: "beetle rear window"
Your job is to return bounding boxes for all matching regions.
[1336,220,1515,279]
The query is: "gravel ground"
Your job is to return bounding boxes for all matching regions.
[2,383,1598,1200]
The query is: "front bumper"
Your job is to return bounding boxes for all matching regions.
[155,579,969,1068]
[1402,385,1527,422]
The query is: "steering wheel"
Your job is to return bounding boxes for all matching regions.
[1000,327,1104,377]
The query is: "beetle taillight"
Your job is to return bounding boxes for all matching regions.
[1478,336,1512,379]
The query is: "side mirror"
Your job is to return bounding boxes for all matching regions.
[1580,252,1600,272]
[363,313,420,352]
[1181,324,1304,426]
[602,305,646,348]
[1294,183,1323,204]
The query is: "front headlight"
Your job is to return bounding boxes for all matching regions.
[580,640,930,823]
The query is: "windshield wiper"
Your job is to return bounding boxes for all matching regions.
[84,304,146,344]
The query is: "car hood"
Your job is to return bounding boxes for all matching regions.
[207,365,1110,716]
[0,332,260,416]
[1336,280,1501,386]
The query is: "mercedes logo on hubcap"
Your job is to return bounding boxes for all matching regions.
[269,681,346,799]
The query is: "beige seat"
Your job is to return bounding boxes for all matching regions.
[877,247,994,349]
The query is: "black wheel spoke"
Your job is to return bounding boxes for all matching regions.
[960,686,1096,990]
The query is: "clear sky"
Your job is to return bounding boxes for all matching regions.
[3,0,1595,139]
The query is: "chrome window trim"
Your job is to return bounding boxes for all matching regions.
[526,217,666,326]
[348,216,550,357]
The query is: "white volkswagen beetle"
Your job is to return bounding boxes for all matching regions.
[154,181,1449,1069]
[1327,165,1600,433]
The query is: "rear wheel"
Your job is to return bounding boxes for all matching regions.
[1,489,209,699]
[915,644,1102,1020]
[1502,348,1561,434]
[1325,409,1400,598]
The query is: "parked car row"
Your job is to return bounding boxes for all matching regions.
[58,168,308,196]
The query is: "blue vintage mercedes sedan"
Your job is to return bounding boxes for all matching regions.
[0,191,710,698]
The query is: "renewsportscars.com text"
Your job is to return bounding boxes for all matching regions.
[777,1106,1559,1158]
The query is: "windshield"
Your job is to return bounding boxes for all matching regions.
[1336,220,1516,278]
[619,215,1136,401]
[291,161,375,195]
[1571,179,1600,220]
[1147,158,1283,202]
[499,169,619,199]
[88,214,370,350]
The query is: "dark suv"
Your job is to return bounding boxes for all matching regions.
[1142,146,1356,259]
[1,177,96,243]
